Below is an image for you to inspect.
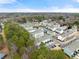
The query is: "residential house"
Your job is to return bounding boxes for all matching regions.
[56,26,77,42]
[35,34,55,48]
[40,20,48,26]
[31,29,44,38]
[55,26,67,34]
[21,22,33,30]
[63,39,79,57]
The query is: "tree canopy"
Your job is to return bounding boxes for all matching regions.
[29,43,69,59]
[0,35,4,50]
[4,21,34,58]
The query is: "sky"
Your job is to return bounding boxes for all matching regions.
[0,0,79,12]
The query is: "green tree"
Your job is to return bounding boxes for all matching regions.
[4,22,34,59]
[0,35,3,50]
[13,53,21,59]
[29,42,71,59]
[29,43,50,59]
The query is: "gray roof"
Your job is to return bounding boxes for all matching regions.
[66,39,79,51]
[60,29,74,37]
[35,34,53,43]
[64,47,73,57]
[31,29,44,34]
[64,39,79,57]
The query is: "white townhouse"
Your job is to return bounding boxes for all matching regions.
[31,29,44,38]
[55,26,68,34]
[40,20,48,26]
[21,22,33,30]
[32,22,40,27]
[35,34,55,48]
[56,26,77,42]
[47,22,60,31]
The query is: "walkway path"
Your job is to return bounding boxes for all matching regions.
[0,27,10,59]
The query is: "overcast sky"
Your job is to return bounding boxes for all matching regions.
[0,0,79,12]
